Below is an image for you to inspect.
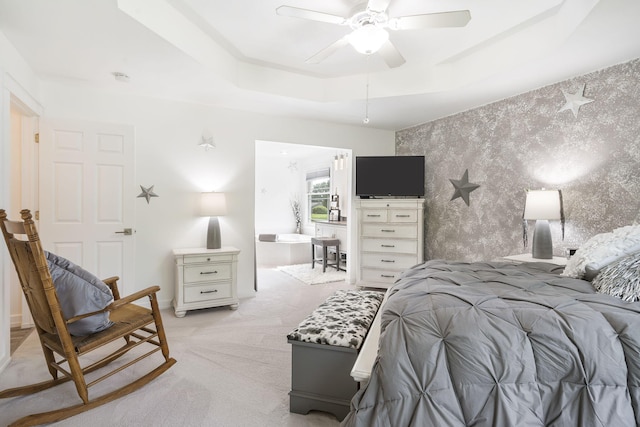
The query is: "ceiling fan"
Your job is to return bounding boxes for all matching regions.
[276,0,471,68]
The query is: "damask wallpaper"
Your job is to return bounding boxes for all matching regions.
[396,58,640,261]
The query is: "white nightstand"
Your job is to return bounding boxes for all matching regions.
[501,253,568,266]
[173,247,240,317]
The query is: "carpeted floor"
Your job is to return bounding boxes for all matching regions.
[0,268,354,427]
[277,263,346,285]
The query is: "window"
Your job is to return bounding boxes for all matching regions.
[306,168,331,222]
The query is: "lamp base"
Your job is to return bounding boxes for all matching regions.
[531,220,553,259]
[207,216,221,250]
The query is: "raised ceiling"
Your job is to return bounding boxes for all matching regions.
[1,0,639,130]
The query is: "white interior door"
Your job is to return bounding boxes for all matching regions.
[39,119,135,295]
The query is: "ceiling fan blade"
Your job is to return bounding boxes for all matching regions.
[378,40,406,68]
[276,6,348,25]
[305,36,350,64]
[366,0,392,13]
[390,10,471,30]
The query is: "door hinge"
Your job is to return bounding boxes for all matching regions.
[35,211,39,220]
[34,133,39,143]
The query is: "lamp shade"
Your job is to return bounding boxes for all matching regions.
[523,190,561,220]
[348,24,389,54]
[200,192,227,217]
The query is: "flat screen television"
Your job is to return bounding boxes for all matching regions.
[356,155,425,197]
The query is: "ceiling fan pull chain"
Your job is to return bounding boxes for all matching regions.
[364,55,371,124]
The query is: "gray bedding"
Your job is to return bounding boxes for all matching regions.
[342,260,640,426]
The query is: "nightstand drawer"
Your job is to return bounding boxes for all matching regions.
[361,238,417,253]
[184,254,235,264]
[184,282,232,303]
[184,263,232,283]
[362,224,417,238]
[361,253,417,269]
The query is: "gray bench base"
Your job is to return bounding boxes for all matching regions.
[288,339,359,421]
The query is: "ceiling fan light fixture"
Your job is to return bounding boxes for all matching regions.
[348,24,389,54]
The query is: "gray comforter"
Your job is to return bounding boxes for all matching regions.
[342,260,640,426]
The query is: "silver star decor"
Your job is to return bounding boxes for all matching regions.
[198,135,215,151]
[137,185,159,204]
[558,83,594,118]
[450,169,480,206]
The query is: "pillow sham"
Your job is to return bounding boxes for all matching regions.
[592,251,640,302]
[562,224,640,279]
[45,251,114,336]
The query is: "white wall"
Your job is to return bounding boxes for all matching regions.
[40,81,395,307]
[0,29,43,372]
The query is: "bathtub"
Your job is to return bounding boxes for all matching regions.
[255,233,313,268]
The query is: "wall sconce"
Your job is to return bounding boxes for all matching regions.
[523,189,563,259]
[200,192,227,249]
[334,153,347,171]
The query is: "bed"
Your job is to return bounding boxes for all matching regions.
[343,225,640,426]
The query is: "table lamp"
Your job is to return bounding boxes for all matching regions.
[523,189,562,259]
[200,192,227,250]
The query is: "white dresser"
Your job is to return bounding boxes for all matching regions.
[355,199,425,288]
[173,247,240,317]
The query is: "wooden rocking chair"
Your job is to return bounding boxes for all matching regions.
[0,209,176,426]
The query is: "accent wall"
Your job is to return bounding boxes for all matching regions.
[397,58,640,261]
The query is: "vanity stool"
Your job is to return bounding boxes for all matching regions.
[311,237,341,272]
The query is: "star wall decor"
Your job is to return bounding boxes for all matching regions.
[198,135,215,151]
[137,185,159,204]
[557,83,594,118]
[288,161,298,172]
[449,169,480,206]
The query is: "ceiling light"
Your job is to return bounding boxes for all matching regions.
[348,24,389,55]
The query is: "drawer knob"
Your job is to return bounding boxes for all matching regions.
[381,244,395,248]
[200,271,218,275]
[396,214,410,218]
[381,274,395,278]
[381,229,395,232]
[381,259,395,263]
[207,257,211,261]
[367,214,381,217]
[200,289,218,294]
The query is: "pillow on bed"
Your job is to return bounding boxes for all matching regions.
[562,224,640,279]
[45,251,114,336]
[592,252,640,302]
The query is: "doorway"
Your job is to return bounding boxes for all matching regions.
[254,140,353,287]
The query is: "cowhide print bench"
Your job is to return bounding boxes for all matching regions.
[287,289,384,421]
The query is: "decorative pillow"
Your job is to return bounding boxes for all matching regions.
[562,224,640,279]
[592,252,640,302]
[45,252,114,336]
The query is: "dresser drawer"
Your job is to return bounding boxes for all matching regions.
[361,223,417,239]
[361,268,403,284]
[184,263,232,283]
[361,209,388,223]
[361,253,418,269]
[184,282,232,303]
[388,210,417,223]
[361,238,417,254]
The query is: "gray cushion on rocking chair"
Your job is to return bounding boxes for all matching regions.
[45,252,114,336]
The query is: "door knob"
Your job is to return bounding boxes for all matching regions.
[115,228,134,235]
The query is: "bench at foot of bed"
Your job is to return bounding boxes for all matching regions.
[287,289,383,421]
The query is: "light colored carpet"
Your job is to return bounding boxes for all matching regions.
[277,263,346,285]
[0,269,353,427]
